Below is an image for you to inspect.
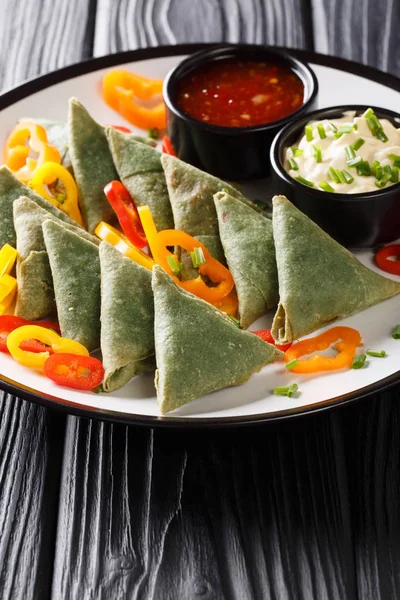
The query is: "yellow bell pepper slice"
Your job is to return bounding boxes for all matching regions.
[4,121,61,183]
[0,244,18,278]
[0,275,17,315]
[30,162,83,225]
[7,325,89,370]
[95,222,154,271]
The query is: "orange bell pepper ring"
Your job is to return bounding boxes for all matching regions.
[102,69,166,130]
[3,120,61,183]
[284,326,361,374]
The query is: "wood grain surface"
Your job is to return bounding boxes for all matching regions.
[1,0,400,598]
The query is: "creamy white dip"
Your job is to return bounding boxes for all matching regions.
[285,110,400,193]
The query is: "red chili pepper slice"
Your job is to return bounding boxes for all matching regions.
[20,339,53,354]
[161,135,177,156]
[106,124,132,133]
[104,181,147,249]
[44,353,105,390]
[252,329,293,352]
[0,315,60,353]
[375,244,400,276]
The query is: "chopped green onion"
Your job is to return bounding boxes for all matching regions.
[190,247,206,268]
[378,130,389,142]
[342,170,354,184]
[305,124,313,142]
[273,383,299,398]
[167,255,182,277]
[363,108,374,118]
[147,127,159,140]
[375,179,388,189]
[290,146,303,157]
[391,166,399,182]
[56,193,66,204]
[363,109,387,142]
[351,354,367,369]
[337,170,347,184]
[228,316,241,328]
[345,145,356,160]
[288,157,299,170]
[356,160,371,176]
[328,167,341,184]
[389,153,400,167]
[365,349,387,358]
[352,138,365,151]
[372,160,382,177]
[319,181,335,192]
[296,176,314,187]
[347,156,363,167]
[317,124,327,139]
[285,359,299,370]
[329,122,338,133]
[384,165,392,176]
[313,145,322,163]
[392,324,400,339]
[335,124,355,139]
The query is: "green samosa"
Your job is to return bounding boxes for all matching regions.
[99,242,155,392]
[271,195,400,344]
[152,265,282,414]
[68,98,118,232]
[214,191,278,329]
[161,154,252,237]
[14,197,99,320]
[106,126,174,231]
[0,165,79,249]
[42,219,100,351]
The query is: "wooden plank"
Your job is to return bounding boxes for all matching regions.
[311,0,400,76]
[0,0,95,597]
[93,0,313,55]
[53,414,357,598]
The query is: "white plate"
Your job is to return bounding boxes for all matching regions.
[0,45,399,426]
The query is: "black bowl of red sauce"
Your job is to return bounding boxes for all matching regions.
[163,44,318,180]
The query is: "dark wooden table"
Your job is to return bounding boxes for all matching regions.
[1,1,400,598]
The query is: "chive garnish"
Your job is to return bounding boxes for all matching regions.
[392,324,400,339]
[391,166,399,182]
[317,123,327,139]
[356,160,371,176]
[329,122,338,133]
[375,180,388,189]
[337,170,347,184]
[366,349,386,358]
[147,127,159,140]
[352,138,365,151]
[285,359,299,370]
[273,383,299,398]
[345,145,356,160]
[313,145,322,163]
[390,154,400,167]
[296,176,314,187]
[288,157,299,170]
[347,156,363,167]
[319,181,335,192]
[56,193,66,204]
[190,247,206,268]
[335,124,355,139]
[290,146,303,157]
[305,124,313,142]
[363,108,374,118]
[167,255,182,276]
[351,354,367,369]
[342,170,354,184]
[228,316,241,328]
[363,108,388,142]
[328,167,341,184]
[378,130,389,142]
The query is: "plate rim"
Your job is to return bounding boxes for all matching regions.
[1,42,400,427]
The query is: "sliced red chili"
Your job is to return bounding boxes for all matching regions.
[20,339,53,354]
[107,124,132,133]
[375,244,400,276]
[161,135,177,156]
[44,353,105,390]
[0,315,60,353]
[252,329,293,352]
[104,180,147,249]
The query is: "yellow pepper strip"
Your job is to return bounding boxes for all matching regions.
[4,121,61,183]
[30,162,83,225]
[7,325,89,370]
[95,222,155,271]
[0,244,18,278]
[102,70,166,130]
[0,275,17,315]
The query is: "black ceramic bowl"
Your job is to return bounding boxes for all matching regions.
[270,105,400,248]
[163,44,318,180]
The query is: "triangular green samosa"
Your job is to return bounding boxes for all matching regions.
[152,265,282,414]
[0,165,78,248]
[14,197,99,320]
[271,195,400,344]
[214,191,279,329]
[42,219,100,351]
[99,242,155,392]
[68,98,118,232]
[106,126,174,231]
[161,154,253,237]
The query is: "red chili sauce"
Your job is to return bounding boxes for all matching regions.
[175,58,304,128]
